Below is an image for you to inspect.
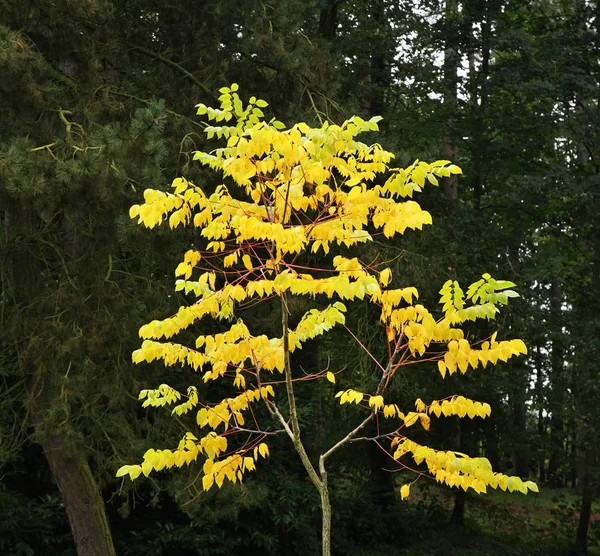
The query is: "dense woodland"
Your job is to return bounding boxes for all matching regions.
[1,0,600,554]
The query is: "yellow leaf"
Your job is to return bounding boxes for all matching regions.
[129,205,140,219]
[202,473,214,491]
[404,412,419,427]
[141,460,153,477]
[379,268,392,287]
[250,188,261,203]
[369,395,385,411]
[400,484,410,500]
[326,371,336,383]
[437,360,446,378]
[116,465,131,478]
[258,443,269,458]
[524,481,539,493]
[242,254,253,270]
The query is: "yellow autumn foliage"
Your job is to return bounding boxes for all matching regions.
[118,85,535,503]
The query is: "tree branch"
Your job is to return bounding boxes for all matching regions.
[320,340,404,464]
[128,44,216,100]
[105,89,206,130]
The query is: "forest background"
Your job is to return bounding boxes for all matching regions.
[1,0,600,554]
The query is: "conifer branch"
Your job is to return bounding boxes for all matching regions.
[128,44,216,99]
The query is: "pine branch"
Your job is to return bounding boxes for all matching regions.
[128,44,216,100]
[105,89,206,129]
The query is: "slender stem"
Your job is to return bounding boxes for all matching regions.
[278,292,323,492]
[313,337,404,555]
[322,414,376,462]
[29,142,58,152]
[277,291,336,555]
[318,455,332,556]
[320,341,403,465]
[281,292,301,440]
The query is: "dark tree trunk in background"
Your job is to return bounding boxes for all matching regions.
[441,0,459,199]
[548,280,566,486]
[450,417,466,525]
[574,231,600,553]
[534,347,547,482]
[41,435,116,556]
[574,1,600,540]
[512,384,529,479]
[25,378,117,556]
[575,442,596,553]
[6,201,116,556]
[319,0,341,40]
[468,2,491,210]
[485,418,500,471]
[367,0,390,118]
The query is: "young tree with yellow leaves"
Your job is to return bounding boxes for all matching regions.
[118,85,537,556]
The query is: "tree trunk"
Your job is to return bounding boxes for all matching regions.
[441,0,459,199]
[512,390,529,479]
[367,0,389,119]
[319,0,340,40]
[7,200,116,556]
[575,438,596,554]
[548,280,566,486]
[534,347,547,482]
[576,486,594,554]
[469,4,491,210]
[510,364,530,479]
[42,435,116,556]
[451,488,466,525]
[319,473,332,556]
[450,417,466,525]
[573,230,600,551]
[485,421,500,472]
[26,383,116,556]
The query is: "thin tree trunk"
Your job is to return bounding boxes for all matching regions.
[441,0,459,199]
[548,280,565,486]
[367,0,389,119]
[512,387,529,479]
[319,460,332,556]
[534,347,547,482]
[470,6,491,210]
[319,0,341,40]
[450,417,466,524]
[575,442,596,553]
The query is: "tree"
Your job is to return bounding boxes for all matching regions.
[119,86,538,554]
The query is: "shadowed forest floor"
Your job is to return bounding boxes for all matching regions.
[392,484,600,555]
